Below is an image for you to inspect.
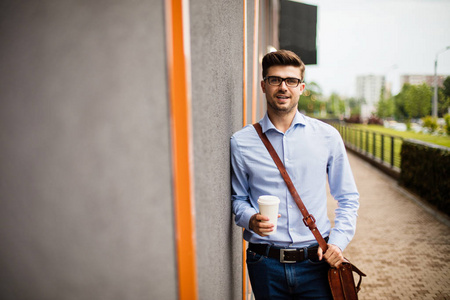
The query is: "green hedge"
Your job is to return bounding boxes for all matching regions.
[399,140,450,216]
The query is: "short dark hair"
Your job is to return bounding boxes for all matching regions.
[262,50,305,80]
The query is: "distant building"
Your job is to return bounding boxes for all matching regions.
[356,75,385,120]
[400,74,448,88]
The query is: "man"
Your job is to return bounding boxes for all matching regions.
[231,50,359,299]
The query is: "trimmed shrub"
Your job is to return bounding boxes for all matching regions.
[344,115,362,124]
[400,140,450,216]
[445,114,450,136]
[421,116,438,133]
[368,115,383,125]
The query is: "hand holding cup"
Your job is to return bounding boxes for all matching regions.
[249,195,280,236]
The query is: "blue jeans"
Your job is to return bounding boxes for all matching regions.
[246,247,332,300]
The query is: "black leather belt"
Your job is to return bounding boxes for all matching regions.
[248,239,328,264]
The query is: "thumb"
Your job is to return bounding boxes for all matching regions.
[317,246,323,261]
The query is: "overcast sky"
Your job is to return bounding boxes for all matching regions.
[298,0,450,97]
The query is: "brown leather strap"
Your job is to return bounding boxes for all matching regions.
[253,122,329,252]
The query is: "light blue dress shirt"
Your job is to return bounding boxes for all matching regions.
[231,111,359,251]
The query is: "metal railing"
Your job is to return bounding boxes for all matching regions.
[330,123,404,169]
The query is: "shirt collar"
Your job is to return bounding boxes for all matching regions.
[260,110,306,134]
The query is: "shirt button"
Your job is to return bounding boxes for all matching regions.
[289,205,293,209]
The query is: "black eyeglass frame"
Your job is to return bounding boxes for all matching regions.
[263,76,303,87]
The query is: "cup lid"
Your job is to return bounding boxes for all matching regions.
[257,195,280,205]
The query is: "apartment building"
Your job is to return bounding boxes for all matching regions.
[401,74,448,87]
[356,75,385,120]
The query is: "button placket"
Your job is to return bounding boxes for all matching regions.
[284,135,294,237]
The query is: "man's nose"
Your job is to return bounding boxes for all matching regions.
[278,80,288,90]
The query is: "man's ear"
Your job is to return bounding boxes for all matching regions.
[261,80,266,93]
[299,83,306,94]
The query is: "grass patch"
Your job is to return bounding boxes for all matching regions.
[351,124,450,148]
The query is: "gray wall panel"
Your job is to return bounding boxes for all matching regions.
[189,0,244,299]
[0,1,176,299]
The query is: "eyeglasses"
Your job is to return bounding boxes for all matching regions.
[264,76,303,87]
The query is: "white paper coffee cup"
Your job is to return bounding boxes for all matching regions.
[257,195,280,235]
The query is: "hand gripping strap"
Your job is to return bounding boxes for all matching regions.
[253,123,328,252]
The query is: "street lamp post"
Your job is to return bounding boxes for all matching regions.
[433,46,450,118]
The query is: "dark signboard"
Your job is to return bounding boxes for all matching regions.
[279,0,317,65]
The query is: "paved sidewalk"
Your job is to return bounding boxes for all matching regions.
[327,152,450,300]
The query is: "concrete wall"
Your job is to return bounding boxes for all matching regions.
[190,1,244,299]
[0,1,177,299]
[0,0,270,298]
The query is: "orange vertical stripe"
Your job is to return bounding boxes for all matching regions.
[251,0,260,123]
[165,0,198,300]
[245,2,260,299]
[243,0,248,126]
[242,3,248,300]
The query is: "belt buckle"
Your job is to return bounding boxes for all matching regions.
[280,249,297,263]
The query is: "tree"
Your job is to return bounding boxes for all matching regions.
[443,76,450,98]
[393,84,409,120]
[376,86,395,119]
[403,83,432,119]
[393,83,432,120]
[326,93,344,117]
[438,76,450,117]
[347,97,362,117]
[377,97,395,119]
[298,81,324,116]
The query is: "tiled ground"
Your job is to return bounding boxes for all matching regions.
[328,153,450,300]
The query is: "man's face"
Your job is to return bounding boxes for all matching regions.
[261,65,305,115]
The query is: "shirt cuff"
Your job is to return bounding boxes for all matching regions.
[237,208,258,231]
[328,232,350,252]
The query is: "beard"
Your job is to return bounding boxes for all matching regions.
[266,93,299,115]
